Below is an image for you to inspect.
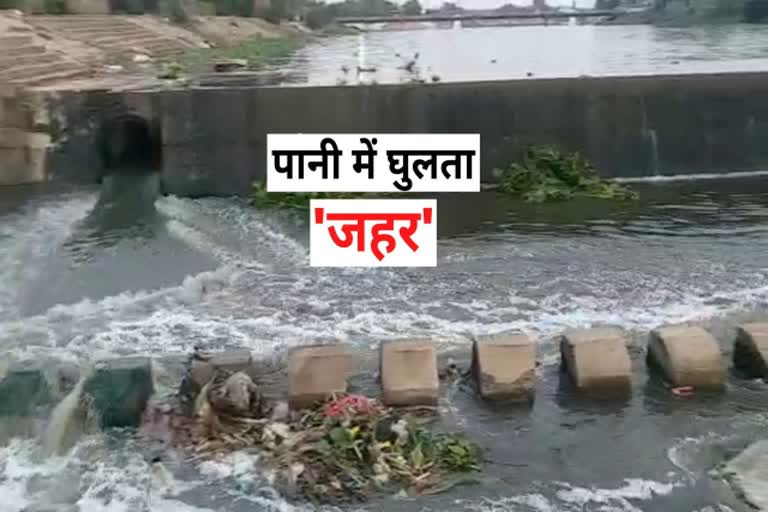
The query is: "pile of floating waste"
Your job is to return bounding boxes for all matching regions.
[152,362,483,505]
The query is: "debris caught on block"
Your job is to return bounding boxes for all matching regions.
[161,348,483,505]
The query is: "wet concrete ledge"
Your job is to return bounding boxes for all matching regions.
[6,71,768,195]
[3,322,768,427]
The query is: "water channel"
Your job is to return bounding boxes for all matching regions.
[3,22,768,512]
[273,23,768,85]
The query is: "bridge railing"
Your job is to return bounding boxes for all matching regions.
[335,9,621,24]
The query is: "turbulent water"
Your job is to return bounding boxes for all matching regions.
[272,24,768,86]
[7,23,768,509]
[1,171,768,511]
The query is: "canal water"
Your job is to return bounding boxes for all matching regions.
[5,21,768,512]
[273,24,768,85]
[2,172,768,512]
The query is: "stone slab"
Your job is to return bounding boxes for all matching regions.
[190,350,253,390]
[647,325,724,389]
[733,323,768,378]
[83,357,154,428]
[0,362,51,416]
[287,344,353,409]
[561,327,632,394]
[722,440,768,511]
[381,340,439,406]
[0,127,50,149]
[471,332,535,401]
[0,148,30,186]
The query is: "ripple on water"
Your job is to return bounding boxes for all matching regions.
[1,183,768,362]
[271,24,768,86]
[2,179,768,511]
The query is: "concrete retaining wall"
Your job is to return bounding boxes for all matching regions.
[0,87,52,186]
[9,70,768,195]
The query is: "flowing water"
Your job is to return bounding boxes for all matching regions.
[2,171,768,511]
[273,24,768,85]
[5,20,768,512]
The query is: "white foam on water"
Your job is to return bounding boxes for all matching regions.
[0,262,245,361]
[198,451,261,481]
[0,432,352,512]
[0,439,70,512]
[0,192,96,320]
[6,192,767,365]
[458,478,681,512]
[156,195,309,268]
[1,192,767,512]
[0,436,220,512]
[665,430,752,481]
[615,170,768,184]
[555,479,680,510]
[3,260,767,365]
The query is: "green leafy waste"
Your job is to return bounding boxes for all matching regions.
[171,36,305,75]
[496,146,639,203]
[284,396,484,502]
[250,182,392,210]
[185,391,483,504]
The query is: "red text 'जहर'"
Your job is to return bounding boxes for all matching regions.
[314,207,433,261]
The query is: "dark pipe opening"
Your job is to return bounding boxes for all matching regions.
[99,113,162,176]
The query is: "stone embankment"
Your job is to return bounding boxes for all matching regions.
[0,12,301,91]
[0,13,95,87]
[0,12,303,186]
[0,12,205,88]
[3,322,768,430]
[28,15,199,60]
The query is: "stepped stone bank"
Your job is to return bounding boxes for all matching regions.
[6,71,768,193]
[3,323,768,428]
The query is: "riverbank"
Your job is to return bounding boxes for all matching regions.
[171,33,307,75]
[605,8,745,26]
[161,21,356,78]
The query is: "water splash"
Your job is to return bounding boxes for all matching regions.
[43,371,96,456]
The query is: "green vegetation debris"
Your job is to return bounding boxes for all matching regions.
[187,392,483,504]
[157,61,183,80]
[250,182,392,210]
[173,36,304,74]
[496,146,638,203]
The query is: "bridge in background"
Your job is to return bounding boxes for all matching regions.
[336,9,620,24]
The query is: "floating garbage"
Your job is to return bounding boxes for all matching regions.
[671,386,695,397]
[160,366,484,505]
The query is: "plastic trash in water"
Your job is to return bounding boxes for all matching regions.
[671,386,695,397]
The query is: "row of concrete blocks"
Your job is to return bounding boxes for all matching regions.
[286,323,768,407]
[2,323,766,430]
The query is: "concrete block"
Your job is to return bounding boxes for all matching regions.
[82,357,154,428]
[288,345,353,409]
[721,440,768,511]
[190,350,253,391]
[734,323,768,378]
[561,327,632,394]
[471,332,535,401]
[0,128,50,149]
[0,362,51,416]
[0,146,46,186]
[647,325,724,389]
[381,340,439,406]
